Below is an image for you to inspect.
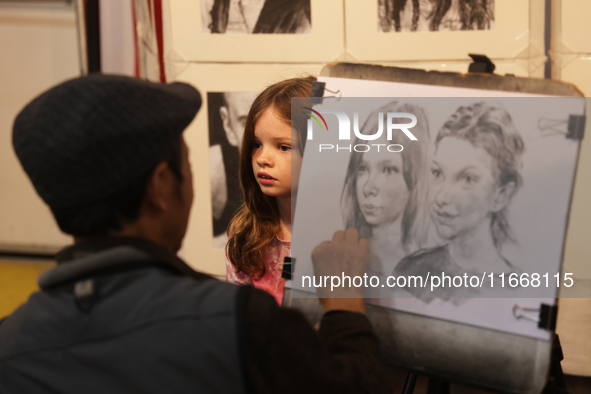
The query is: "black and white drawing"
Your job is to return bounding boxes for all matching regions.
[394,102,525,300]
[201,0,311,34]
[378,0,495,32]
[208,92,255,249]
[291,87,583,339]
[340,101,431,282]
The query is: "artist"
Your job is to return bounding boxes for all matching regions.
[0,74,389,393]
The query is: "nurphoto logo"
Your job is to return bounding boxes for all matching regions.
[303,107,418,153]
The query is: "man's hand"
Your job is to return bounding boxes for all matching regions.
[311,228,368,314]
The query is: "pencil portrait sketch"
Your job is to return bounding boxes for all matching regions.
[394,102,525,299]
[208,92,255,249]
[201,0,311,34]
[340,101,432,281]
[290,81,583,339]
[378,0,495,32]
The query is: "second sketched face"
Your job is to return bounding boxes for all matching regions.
[430,136,500,241]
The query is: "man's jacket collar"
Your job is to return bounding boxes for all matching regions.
[40,236,212,290]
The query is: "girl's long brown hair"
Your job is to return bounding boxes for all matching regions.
[227,76,315,279]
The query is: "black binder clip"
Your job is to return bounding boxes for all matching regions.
[281,257,295,280]
[567,115,586,140]
[539,304,558,331]
[311,81,341,105]
[512,303,558,331]
[538,115,586,140]
[468,54,496,74]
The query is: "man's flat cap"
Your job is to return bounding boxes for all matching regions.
[13,74,201,208]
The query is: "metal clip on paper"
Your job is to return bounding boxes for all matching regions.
[311,81,342,104]
[568,115,586,139]
[281,257,295,280]
[513,303,558,331]
[538,115,586,140]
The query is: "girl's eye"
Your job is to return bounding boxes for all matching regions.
[279,145,291,152]
[431,168,441,178]
[252,142,262,150]
[384,166,399,175]
[357,165,368,174]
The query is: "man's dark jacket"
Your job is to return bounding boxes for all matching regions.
[0,237,386,393]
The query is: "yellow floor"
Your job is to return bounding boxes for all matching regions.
[0,259,56,318]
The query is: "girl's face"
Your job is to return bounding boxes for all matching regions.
[430,137,500,241]
[355,147,409,228]
[251,106,301,200]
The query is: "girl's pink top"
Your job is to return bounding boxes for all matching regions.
[226,236,290,305]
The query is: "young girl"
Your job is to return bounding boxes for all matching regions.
[226,76,315,305]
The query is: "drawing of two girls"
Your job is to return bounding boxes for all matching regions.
[340,101,524,299]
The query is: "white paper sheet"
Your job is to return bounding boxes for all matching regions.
[290,76,584,340]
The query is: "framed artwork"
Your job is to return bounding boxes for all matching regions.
[207,91,256,250]
[164,0,344,63]
[200,0,311,34]
[344,0,539,62]
[377,0,495,33]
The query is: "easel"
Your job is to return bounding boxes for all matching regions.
[285,58,585,394]
[395,56,574,394]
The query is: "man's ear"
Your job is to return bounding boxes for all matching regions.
[491,181,516,213]
[220,105,239,147]
[144,161,172,212]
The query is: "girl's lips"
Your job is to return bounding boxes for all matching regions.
[257,172,276,185]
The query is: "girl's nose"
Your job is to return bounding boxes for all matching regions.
[256,147,273,167]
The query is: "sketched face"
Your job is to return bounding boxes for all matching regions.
[430,137,500,241]
[355,146,409,228]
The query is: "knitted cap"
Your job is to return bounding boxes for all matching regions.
[13,74,201,208]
